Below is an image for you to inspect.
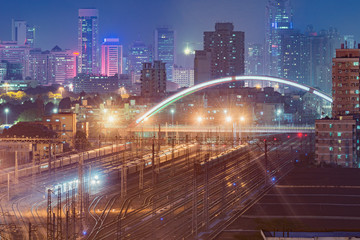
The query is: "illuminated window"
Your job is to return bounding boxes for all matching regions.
[338,132,342,137]
[329,147,333,151]
[354,62,359,66]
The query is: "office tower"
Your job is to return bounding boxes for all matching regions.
[101,38,122,77]
[49,46,77,84]
[265,0,294,77]
[305,27,332,94]
[29,48,50,84]
[194,23,245,86]
[140,61,166,99]
[172,65,194,87]
[29,46,76,85]
[154,27,175,81]
[128,40,151,83]
[0,62,7,81]
[0,41,31,79]
[344,35,356,49]
[279,29,309,85]
[78,8,99,74]
[12,20,36,47]
[246,43,264,76]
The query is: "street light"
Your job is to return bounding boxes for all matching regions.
[277,109,282,127]
[197,116,203,124]
[53,108,58,114]
[226,116,232,123]
[170,109,175,126]
[4,108,9,125]
[239,116,245,144]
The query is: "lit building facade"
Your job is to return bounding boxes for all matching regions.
[78,8,99,74]
[332,47,360,117]
[0,41,31,79]
[154,27,175,81]
[172,65,194,87]
[101,38,123,77]
[128,40,152,84]
[315,116,357,167]
[73,74,119,93]
[315,46,360,167]
[265,0,294,77]
[195,23,245,86]
[11,19,36,47]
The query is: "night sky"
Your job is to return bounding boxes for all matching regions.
[0,0,358,56]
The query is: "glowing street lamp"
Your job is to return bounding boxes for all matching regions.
[4,108,9,125]
[170,109,175,126]
[197,116,203,123]
[53,108,58,114]
[277,109,282,127]
[108,116,115,123]
[226,116,232,123]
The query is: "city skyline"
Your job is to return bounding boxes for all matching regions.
[0,0,359,56]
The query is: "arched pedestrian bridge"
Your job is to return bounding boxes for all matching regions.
[136,75,332,125]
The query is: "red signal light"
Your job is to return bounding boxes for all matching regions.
[298,133,303,138]
[263,139,266,142]
[305,134,308,137]
[287,135,290,138]
[274,138,277,141]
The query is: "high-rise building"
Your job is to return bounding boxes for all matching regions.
[172,65,194,87]
[128,40,152,84]
[101,38,123,77]
[265,0,294,77]
[0,41,31,79]
[154,27,175,81]
[29,48,50,84]
[279,29,309,85]
[78,8,99,74]
[332,46,360,117]
[246,43,265,76]
[29,46,76,85]
[344,35,356,49]
[0,62,7,81]
[11,19,36,47]
[315,45,360,167]
[194,23,245,86]
[49,46,77,85]
[194,50,212,85]
[140,61,166,99]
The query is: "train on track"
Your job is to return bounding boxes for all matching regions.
[0,142,131,184]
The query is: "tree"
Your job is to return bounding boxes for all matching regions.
[17,108,41,122]
[2,122,57,138]
[44,102,55,115]
[59,97,72,110]
[74,130,91,150]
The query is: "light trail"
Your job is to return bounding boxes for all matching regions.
[135,75,332,125]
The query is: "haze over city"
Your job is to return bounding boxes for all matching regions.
[0,0,359,239]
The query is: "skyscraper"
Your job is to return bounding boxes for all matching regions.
[78,8,99,74]
[12,19,36,47]
[195,23,245,85]
[101,38,123,77]
[154,27,175,81]
[128,40,151,83]
[246,43,265,76]
[265,0,294,77]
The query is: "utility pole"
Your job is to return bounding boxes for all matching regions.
[78,153,83,234]
[264,139,268,185]
[72,183,76,240]
[151,137,156,186]
[204,153,209,231]
[47,189,52,240]
[14,151,18,184]
[57,187,62,240]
